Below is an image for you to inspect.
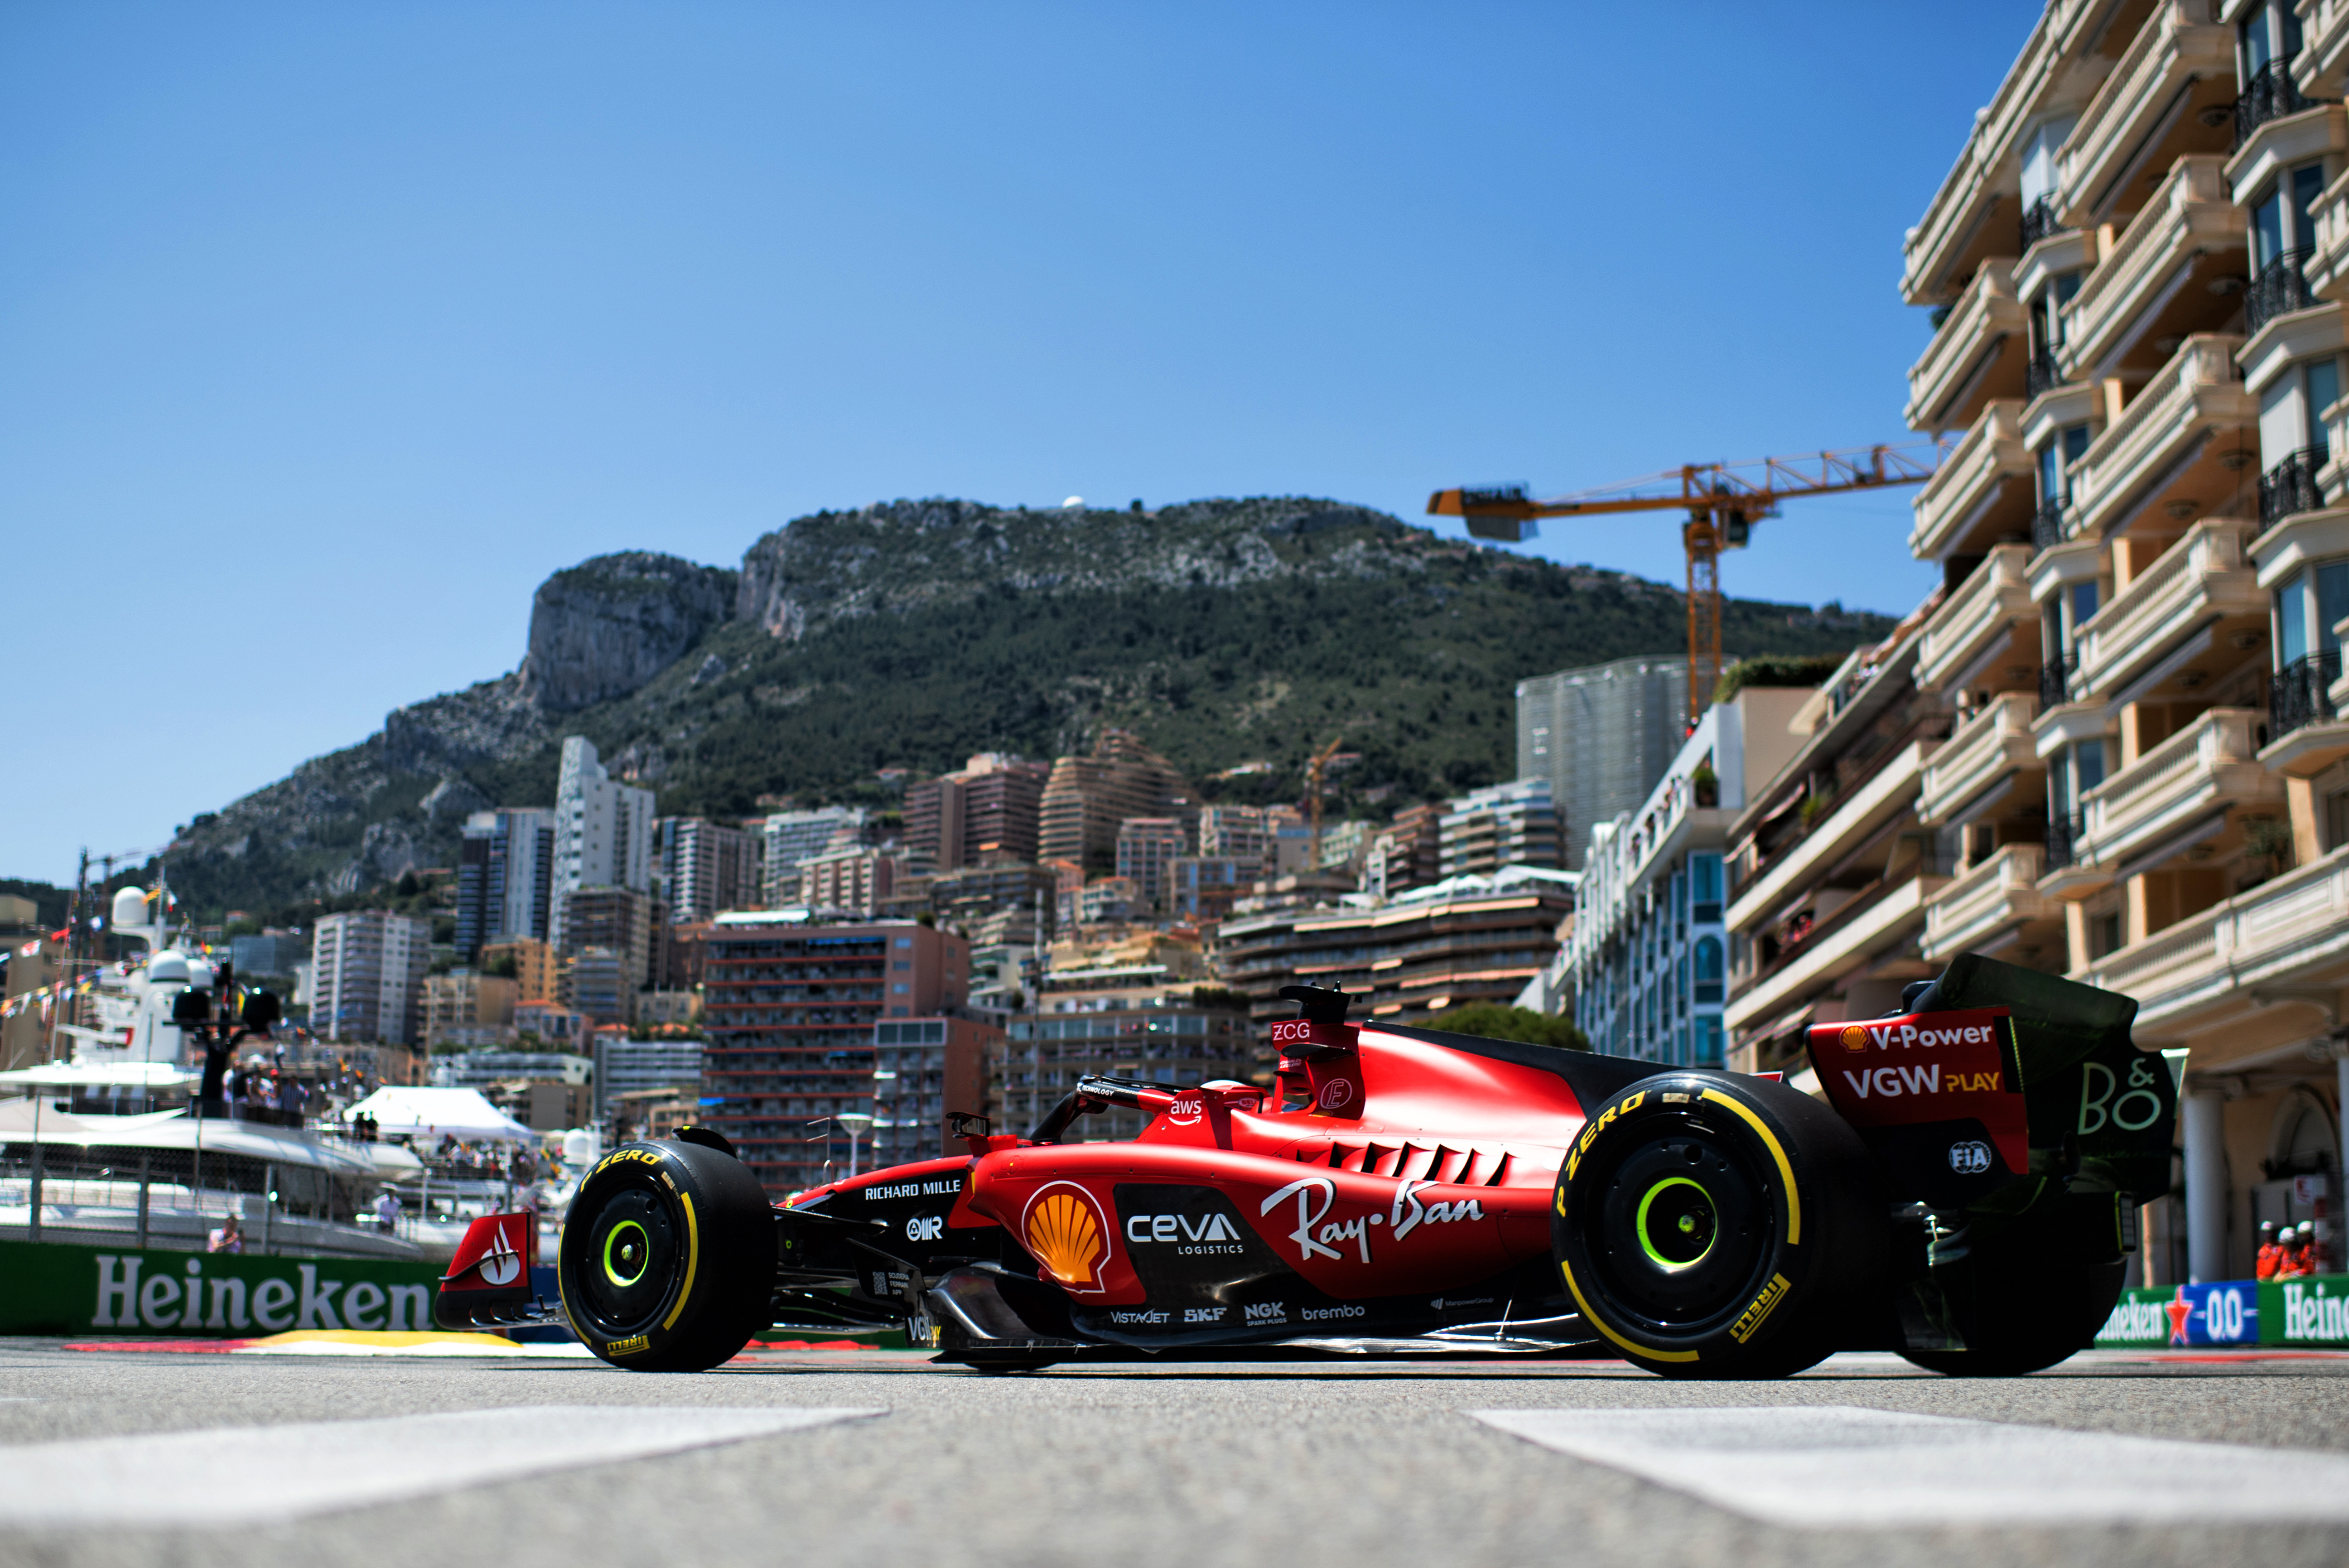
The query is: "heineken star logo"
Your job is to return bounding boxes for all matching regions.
[2164,1286,2194,1345]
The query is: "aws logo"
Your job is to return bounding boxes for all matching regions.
[1021,1182,1111,1294]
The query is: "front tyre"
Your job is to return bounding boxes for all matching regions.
[559,1139,777,1371]
[1553,1073,1882,1379]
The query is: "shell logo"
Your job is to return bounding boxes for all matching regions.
[1022,1182,1109,1292]
[1839,1025,1868,1053]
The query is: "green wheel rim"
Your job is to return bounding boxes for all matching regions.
[603,1219,651,1287]
[1634,1176,1716,1271]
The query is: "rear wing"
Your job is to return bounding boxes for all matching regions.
[1804,952,2175,1211]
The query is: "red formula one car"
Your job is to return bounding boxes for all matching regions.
[437,953,2174,1378]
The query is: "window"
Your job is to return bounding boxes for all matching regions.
[2070,579,2098,632]
[2262,356,2342,477]
[2241,1,2304,81]
[1693,936,1724,1004]
[2273,561,2349,665]
[1689,854,1723,923]
[1693,1015,1724,1070]
[2036,424,2091,507]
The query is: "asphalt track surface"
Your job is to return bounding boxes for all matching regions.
[4,1341,2349,1568]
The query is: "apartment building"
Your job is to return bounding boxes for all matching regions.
[995,999,1257,1144]
[548,739,654,950]
[796,844,901,918]
[656,816,761,924]
[481,937,555,1004]
[870,1014,1001,1166]
[593,1034,706,1123]
[1748,0,2349,1283]
[904,753,1050,873]
[1437,779,1564,879]
[760,806,868,906]
[309,911,433,1044]
[1364,803,1443,897]
[1038,731,1195,872]
[1555,685,1813,1066]
[696,914,968,1197]
[1114,816,1189,911]
[1217,865,1577,1026]
[1518,655,1691,870]
[556,884,656,994]
[454,808,555,959]
[421,969,519,1049]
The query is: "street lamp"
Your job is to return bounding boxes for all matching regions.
[836,1111,873,1179]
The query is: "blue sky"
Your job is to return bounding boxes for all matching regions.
[0,2,2041,884]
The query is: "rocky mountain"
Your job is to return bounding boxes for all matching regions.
[164,496,1892,916]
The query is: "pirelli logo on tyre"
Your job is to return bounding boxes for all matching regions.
[1729,1273,1792,1344]
[604,1333,651,1356]
[1564,1090,1646,1181]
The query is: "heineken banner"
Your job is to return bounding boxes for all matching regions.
[0,1240,446,1337]
[2263,1274,2349,1346]
[2094,1280,2260,1347]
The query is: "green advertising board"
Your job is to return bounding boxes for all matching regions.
[0,1240,446,1337]
[2262,1274,2349,1347]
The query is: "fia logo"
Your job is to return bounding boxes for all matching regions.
[905,1214,945,1242]
[1948,1140,1992,1175]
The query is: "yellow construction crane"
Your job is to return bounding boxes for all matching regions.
[1303,735,1346,870]
[1430,443,1943,730]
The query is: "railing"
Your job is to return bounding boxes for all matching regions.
[2041,656,2073,709]
[2045,809,2083,869]
[2026,344,2063,398]
[2273,649,2344,737]
[2262,447,2327,525]
[2060,155,2239,373]
[2237,60,2323,148]
[2074,847,2349,1011]
[2069,336,2247,534]
[2246,247,2318,336]
[2032,497,2067,551]
[2019,196,2063,253]
[2074,517,2256,690]
[2079,708,2263,852]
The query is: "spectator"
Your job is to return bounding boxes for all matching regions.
[374,1188,402,1234]
[207,1212,243,1254]
[2257,1220,2284,1280]
[2281,1224,2315,1278]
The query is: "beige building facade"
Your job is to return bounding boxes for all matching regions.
[1725,0,2349,1285]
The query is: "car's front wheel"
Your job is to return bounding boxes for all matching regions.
[1552,1073,1883,1378]
[559,1139,776,1371]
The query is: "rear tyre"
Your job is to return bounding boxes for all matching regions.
[1553,1073,1883,1379]
[1898,1192,2130,1377]
[559,1139,777,1372]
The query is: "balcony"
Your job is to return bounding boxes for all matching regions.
[1910,399,2035,560]
[2227,99,2347,211]
[2074,846,2349,1033]
[1725,869,1950,1037]
[2073,518,2265,701]
[1923,844,2064,965]
[2031,498,2069,552]
[2059,155,2245,381]
[2237,60,2327,150]
[1915,544,2038,695]
[2019,196,2064,253]
[2260,648,2349,780]
[2298,0,2349,103]
[1920,692,2043,827]
[1905,261,2029,434]
[2040,656,2074,709]
[2261,446,2328,525]
[2309,164,2349,302]
[2246,248,2321,337]
[2075,707,2285,874]
[2068,335,2255,541]
[1726,740,1941,939]
[1901,0,2127,306]
[2055,2,2235,227]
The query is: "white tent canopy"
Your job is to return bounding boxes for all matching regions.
[0,1061,199,1091]
[336,1086,537,1144]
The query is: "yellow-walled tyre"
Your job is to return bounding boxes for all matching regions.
[1553,1073,1883,1379]
[560,1139,776,1372]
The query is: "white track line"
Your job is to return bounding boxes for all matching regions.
[0,1405,883,1528]
[1472,1405,2349,1527]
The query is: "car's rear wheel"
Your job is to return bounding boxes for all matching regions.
[1553,1073,1883,1379]
[1898,1190,2130,1377]
[559,1139,776,1371]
